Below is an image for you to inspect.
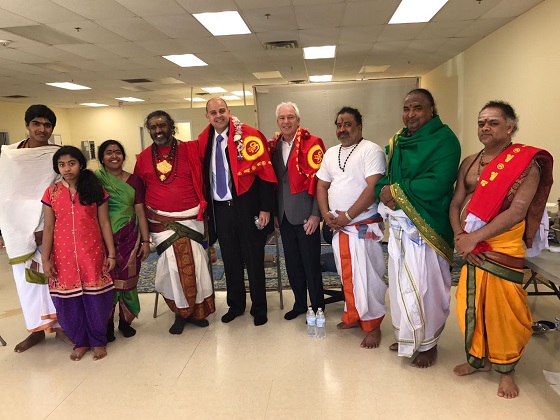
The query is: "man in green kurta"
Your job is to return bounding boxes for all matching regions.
[375,88,461,368]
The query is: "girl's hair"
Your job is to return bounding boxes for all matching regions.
[97,139,126,165]
[53,146,105,206]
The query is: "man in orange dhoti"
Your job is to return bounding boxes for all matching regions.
[450,101,553,399]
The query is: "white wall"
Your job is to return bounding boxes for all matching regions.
[422,0,559,199]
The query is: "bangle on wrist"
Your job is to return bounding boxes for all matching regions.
[141,240,151,244]
[107,256,115,259]
[345,211,352,221]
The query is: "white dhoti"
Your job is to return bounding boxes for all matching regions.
[0,142,60,332]
[381,206,451,357]
[147,206,214,316]
[331,217,387,332]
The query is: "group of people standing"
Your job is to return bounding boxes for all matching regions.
[0,88,553,399]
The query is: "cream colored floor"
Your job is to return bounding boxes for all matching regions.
[0,248,559,420]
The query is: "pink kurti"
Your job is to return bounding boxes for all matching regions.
[41,181,113,298]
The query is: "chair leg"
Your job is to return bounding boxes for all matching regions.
[153,292,159,318]
[0,334,6,346]
[275,232,283,309]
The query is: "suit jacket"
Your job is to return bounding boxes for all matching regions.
[199,121,276,245]
[272,142,319,225]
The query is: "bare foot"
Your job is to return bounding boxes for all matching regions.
[453,362,492,376]
[70,347,89,361]
[411,346,438,368]
[92,346,107,361]
[14,331,45,353]
[55,331,74,345]
[497,373,519,399]
[337,321,359,330]
[389,342,398,351]
[360,329,381,349]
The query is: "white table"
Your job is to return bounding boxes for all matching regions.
[524,249,560,301]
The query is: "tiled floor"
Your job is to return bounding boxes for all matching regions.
[1,247,559,420]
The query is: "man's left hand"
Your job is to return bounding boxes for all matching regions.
[304,215,320,235]
[379,186,397,210]
[455,233,478,258]
[258,211,270,228]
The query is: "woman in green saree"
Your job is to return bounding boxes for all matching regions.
[96,140,151,340]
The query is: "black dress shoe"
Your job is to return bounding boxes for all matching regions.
[221,311,242,323]
[253,315,268,326]
[283,309,306,320]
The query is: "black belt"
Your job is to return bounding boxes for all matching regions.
[213,199,234,207]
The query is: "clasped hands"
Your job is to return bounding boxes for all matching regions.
[454,232,485,266]
[324,210,350,231]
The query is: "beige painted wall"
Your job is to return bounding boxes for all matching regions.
[422,0,559,199]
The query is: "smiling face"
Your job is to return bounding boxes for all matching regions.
[26,117,54,147]
[206,98,231,134]
[477,107,514,149]
[101,143,124,171]
[402,92,434,135]
[276,105,300,140]
[147,116,173,146]
[336,113,362,147]
[57,154,81,183]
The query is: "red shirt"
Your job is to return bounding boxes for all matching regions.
[134,140,199,212]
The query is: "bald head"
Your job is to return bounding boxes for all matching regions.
[206,98,232,134]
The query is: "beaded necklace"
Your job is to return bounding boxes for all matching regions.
[151,138,178,183]
[338,139,362,172]
[476,141,512,181]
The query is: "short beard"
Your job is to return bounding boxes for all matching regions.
[152,136,171,146]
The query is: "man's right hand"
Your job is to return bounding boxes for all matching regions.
[380,186,397,210]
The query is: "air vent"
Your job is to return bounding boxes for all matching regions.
[289,80,306,84]
[3,95,28,98]
[263,40,298,50]
[195,92,211,96]
[121,78,153,84]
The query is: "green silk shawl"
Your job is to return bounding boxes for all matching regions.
[95,168,135,233]
[375,116,461,263]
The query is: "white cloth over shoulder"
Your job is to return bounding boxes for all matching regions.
[0,142,60,258]
[147,205,213,308]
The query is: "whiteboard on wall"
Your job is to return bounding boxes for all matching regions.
[254,78,418,149]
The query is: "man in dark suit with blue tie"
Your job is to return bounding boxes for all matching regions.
[197,98,277,326]
[270,102,326,320]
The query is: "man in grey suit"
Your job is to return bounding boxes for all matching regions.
[270,102,325,320]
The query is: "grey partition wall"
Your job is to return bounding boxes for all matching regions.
[254,77,418,149]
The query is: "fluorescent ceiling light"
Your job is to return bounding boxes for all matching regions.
[185,97,206,102]
[80,103,108,107]
[193,11,251,36]
[360,65,391,73]
[252,71,282,79]
[115,97,144,102]
[46,82,90,90]
[231,90,253,96]
[389,0,448,24]
[221,95,241,101]
[163,54,207,67]
[309,75,332,83]
[303,46,336,60]
[201,87,227,93]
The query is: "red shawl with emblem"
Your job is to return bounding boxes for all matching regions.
[467,143,553,248]
[270,127,325,197]
[197,117,277,196]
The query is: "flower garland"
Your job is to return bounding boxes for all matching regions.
[231,116,244,160]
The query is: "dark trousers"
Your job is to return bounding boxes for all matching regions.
[279,218,324,312]
[214,204,267,318]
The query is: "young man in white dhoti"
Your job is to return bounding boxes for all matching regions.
[134,110,215,334]
[0,104,70,352]
[376,89,461,367]
[317,106,387,349]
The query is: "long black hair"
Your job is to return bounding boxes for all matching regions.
[53,146,105,206]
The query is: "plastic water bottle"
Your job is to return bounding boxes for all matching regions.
[254,216,263,230]
[306,307,316,337]
[316,308,326,339]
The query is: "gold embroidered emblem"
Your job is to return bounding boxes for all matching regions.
[241,136,264,161]
[308,145,323,170]
[505,154,514,162]
[481,180,488,186]
[497,163,504,170]
[513,148,521,153]
[490,172,498,181]
[156,160,172,175]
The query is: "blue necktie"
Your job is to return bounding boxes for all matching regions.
[215,134,227,198]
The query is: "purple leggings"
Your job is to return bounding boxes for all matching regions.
[52,291,113,349]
